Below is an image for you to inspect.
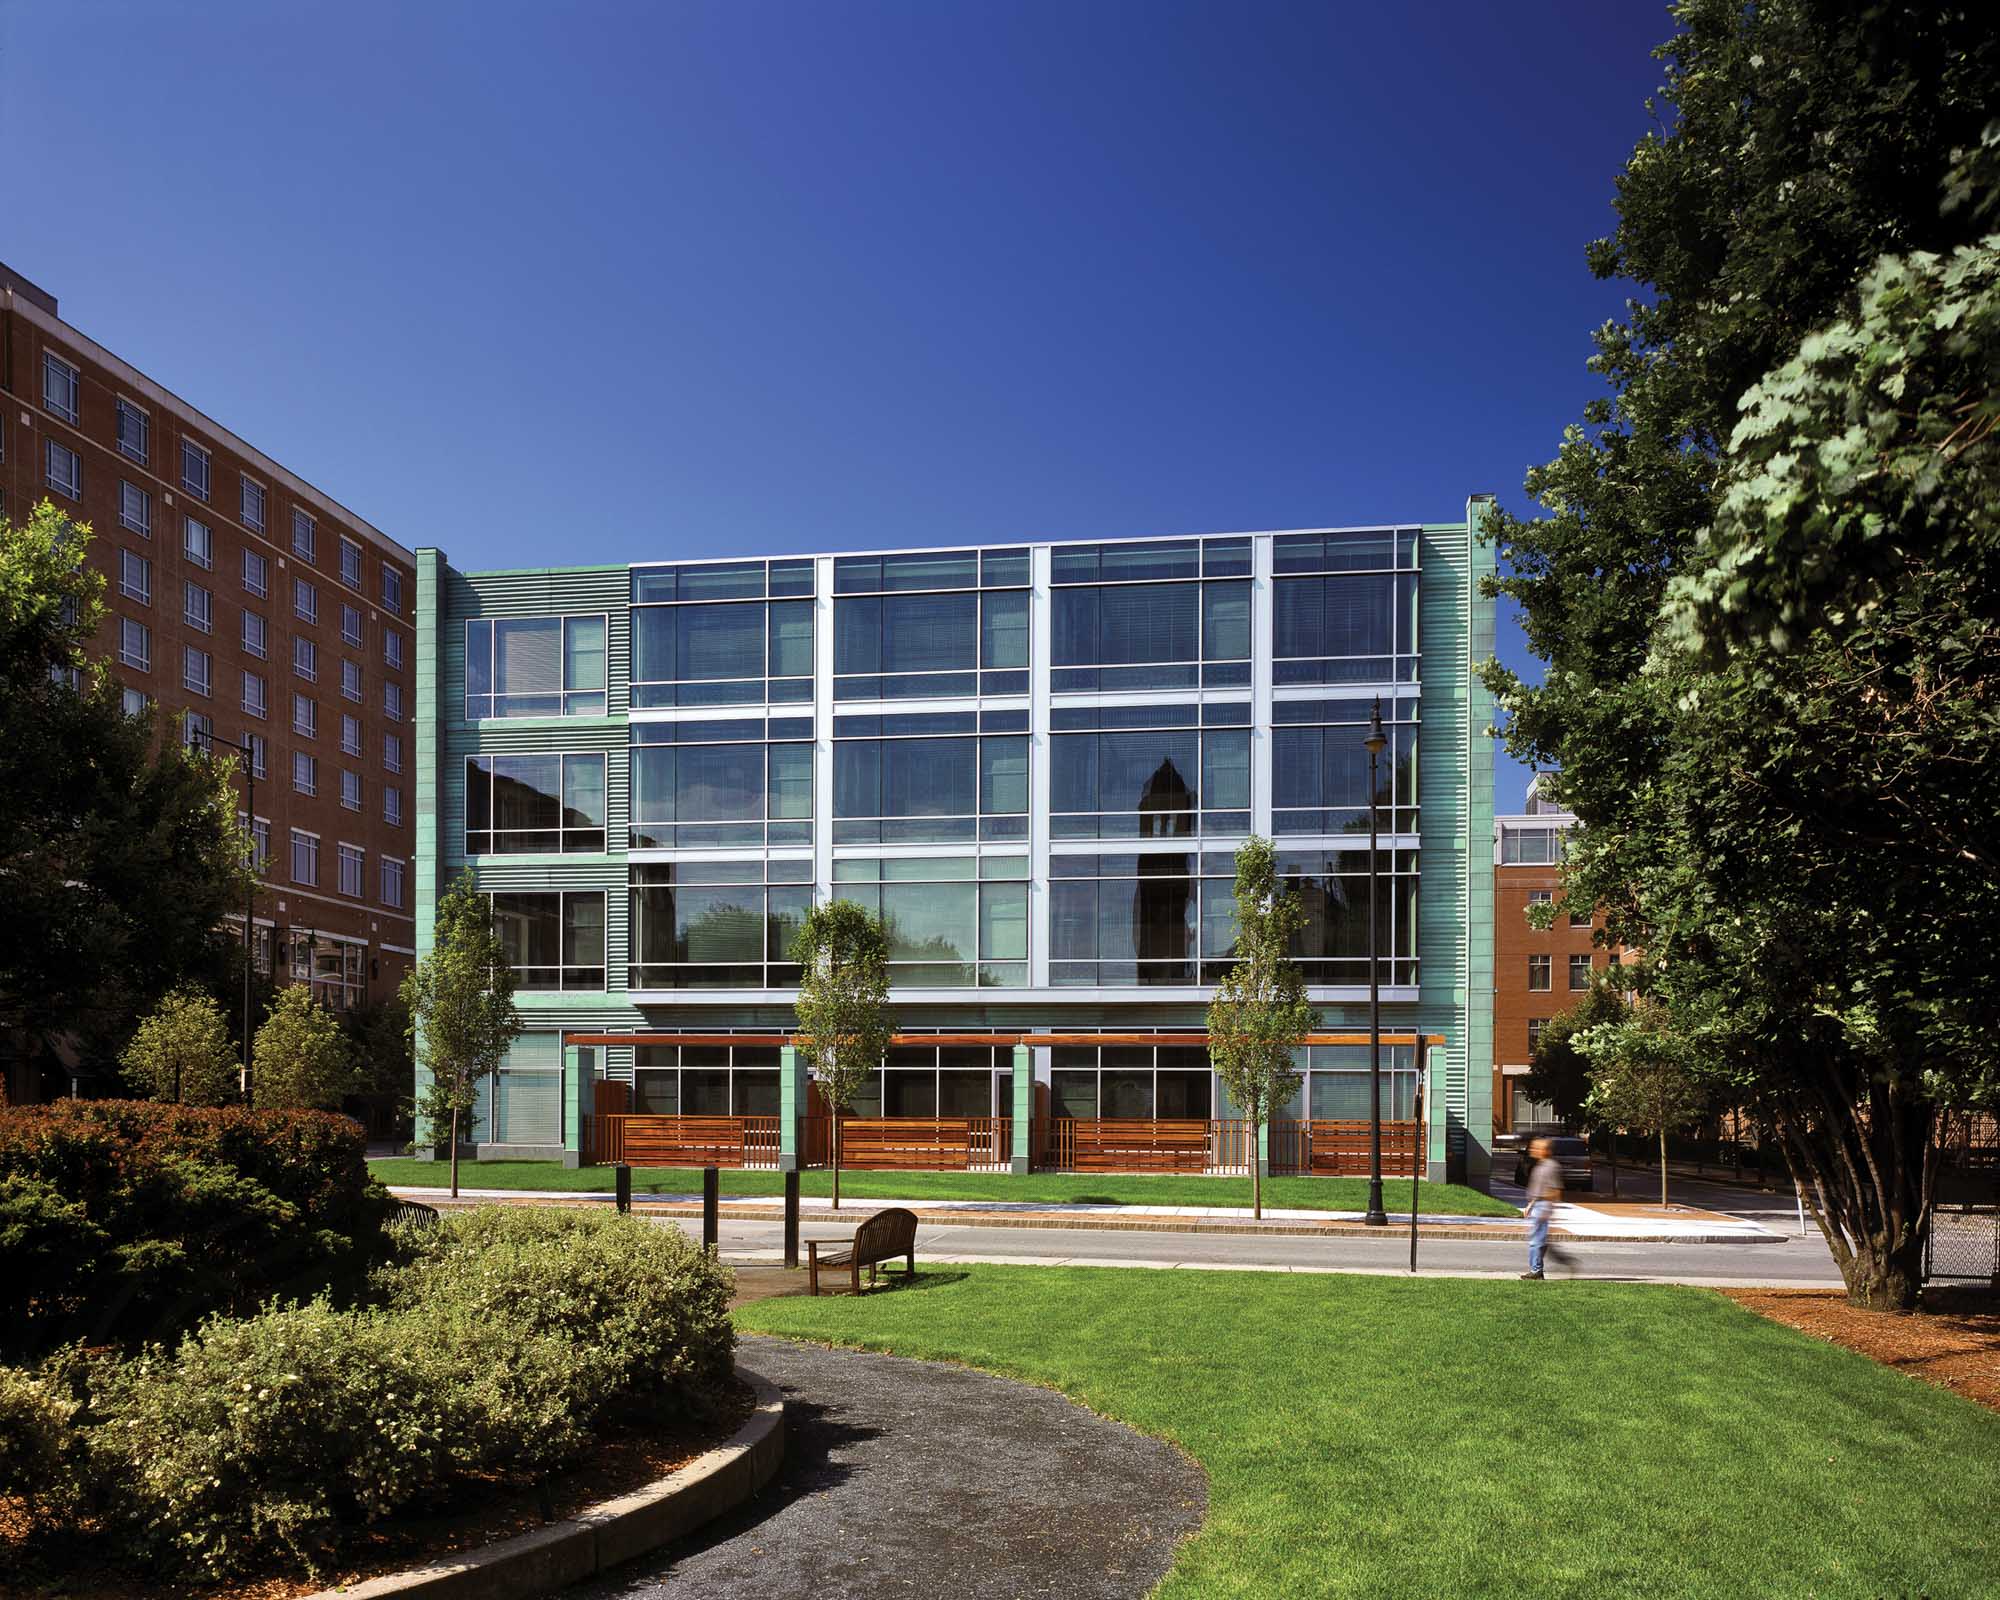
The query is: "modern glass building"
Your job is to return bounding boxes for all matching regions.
[412,496,1496,1183]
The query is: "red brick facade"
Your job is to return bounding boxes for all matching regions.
[1,265,415,1029]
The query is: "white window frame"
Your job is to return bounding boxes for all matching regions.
[337,841,365,897]
[293,751,318,797]
[340,769,363,812]
[290,828,320,887]
[43,352,80,423]
[183,580,213,634]
[45,439,81,499]
[184,516,213,570]
[383,731,404,773]
[294,635,318,682]
[116,397,149,463]
[120,480,152,538]
[181,439,212,501]
[341,658,363,703]
[242,610,267,659]
[341,603,364,647]
[242,670,267,718]
[339,535,363,590]
[182,645,213,697]
[294,576,318,624]
[240,476,266,533]
[293,692,317,738]
[119,549,152,605]
[384,786,404,826]
[119,617,152,672]
[340,713,362,756]
[243,548,269,597]
[380,855,406,909]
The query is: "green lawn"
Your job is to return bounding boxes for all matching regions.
[737,1266,2000,1598]
[366,1158,1516,1216]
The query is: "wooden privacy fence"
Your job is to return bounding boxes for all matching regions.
[803,1116,1013,1172]
[584,1114,782,1169]
[1033,1117,1422,1175]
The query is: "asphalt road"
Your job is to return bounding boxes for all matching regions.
[663,1208,1846,1288]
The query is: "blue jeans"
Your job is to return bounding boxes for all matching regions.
[1527,1201,1550,1274]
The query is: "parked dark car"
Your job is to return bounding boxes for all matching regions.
[1513,1136,1594,1194]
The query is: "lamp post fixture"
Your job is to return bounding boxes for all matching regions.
[195,727,259,1106]
[1363,697,1388,1226]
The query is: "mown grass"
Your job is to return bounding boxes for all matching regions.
[366,1158,1516,1216]
[737,1266,2000,1598]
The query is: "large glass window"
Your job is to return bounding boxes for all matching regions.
[1271,697,1419,835]
[1232,1043,1419,1123]
[1050,701,1250,839]
[465,615,608,718]
[813,1042,1014,1121]
[1501,827,1564,865]
[831,855,1028,988]
[1275,847,1419,987]
[832,547,1029,700]
[1049,537,1250,692]
[1050,1043,1214,1119]
[833,710,1029,844]
[630,716,812,848]
[633,1042,784,1117]
[628,858,812,989]
[629,559,813,708]
[1048,851,1236,987]
[490,891,606,990]
[1272,528,1419,685]
[465,753,608,855]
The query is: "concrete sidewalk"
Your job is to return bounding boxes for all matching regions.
[387,1184,1784,1245]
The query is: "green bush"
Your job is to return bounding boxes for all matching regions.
[0,1362,91,1531]
[375,1207,736,1428]
[0,1100,391,1360]
[64,1208,736,1581]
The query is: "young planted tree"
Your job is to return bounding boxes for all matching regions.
[1207,837,1317,1221]
[790,900,893,1213]
[1580,1010,1707,1209]
[400,871,522,1199]
[251,985,355,1111]
[119,988,240,1106]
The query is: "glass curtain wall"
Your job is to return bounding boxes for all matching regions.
[833,547,1029,700]
[1049,537,1250,692]
[488,891,606,990]
[833,710,1029,843]
[465,753,607,854]
[628,858,811,988]
[834,1044,1015,1118]
[1050,1043,1215,1118]
[1050,701,1250,839]
[632,1043,782,1116]
[629,559,814,708]
[1271,528,1419,685]
[465,616,607,719]
[1271,698,1419,836]
[831,854,1029,987]
[630,716,813,848]
[1048,851,1238,987]
[1238,1043,1420,1121]
[1276,848,1419,987]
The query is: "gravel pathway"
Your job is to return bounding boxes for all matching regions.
[571,1333,1206,1599]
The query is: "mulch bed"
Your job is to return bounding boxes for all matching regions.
[0,1379,754,1600]
[1720,1287,2000,1414]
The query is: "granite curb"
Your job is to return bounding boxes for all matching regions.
[397,1190,1782,1245]
[307,1366,785,1600]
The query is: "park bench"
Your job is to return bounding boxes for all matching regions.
[837,1117,974,1170]
[618,1115,748,1167]
[1069,1118,1211,1172]
[807,1206,919,1295]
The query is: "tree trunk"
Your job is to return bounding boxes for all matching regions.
[831,1113,841,1213]
[1252,1114,1262,1221]
[1608,1133,1619,1199]
[449,1104,461,1200]
[1658,1127,1668,1209]
[1842,1230,1927,1312]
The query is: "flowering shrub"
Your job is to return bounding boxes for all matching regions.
[45,1207,736,1580]
[0,1362,91,1531]
[0,1099,389,1359]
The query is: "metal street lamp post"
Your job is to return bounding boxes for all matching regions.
[1363,698,1388,1226]
[196,728,259,1105]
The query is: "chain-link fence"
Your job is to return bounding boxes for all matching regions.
[1925,1206,1999,1285]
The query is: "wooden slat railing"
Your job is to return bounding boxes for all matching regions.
[1027,1117,1422,1175]
[584,1114,782,1169]
[802,1116,1012,1172]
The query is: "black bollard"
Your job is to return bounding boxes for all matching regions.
[615,1162,631,1215]
[783,1169,801,1269]
[702,1165,720,1254]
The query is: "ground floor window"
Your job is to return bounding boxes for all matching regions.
[633,1043,782,1116]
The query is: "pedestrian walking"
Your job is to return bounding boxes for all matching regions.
[1521,1136,1572,1279]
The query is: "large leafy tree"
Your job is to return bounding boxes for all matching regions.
[1484,4,1999,1307]
[118,989,239,1107]
[1207,837,1317,1221]
[252,985,355,1112]
[401,871,522,1198]
[791,900,894,1212]
[1522,979,1629,1131]
[1,502,251,1085]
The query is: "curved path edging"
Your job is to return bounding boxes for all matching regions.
[306,1365,784,1600]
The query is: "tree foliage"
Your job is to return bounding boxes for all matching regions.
[252,986,355,1112]
[1523,980,1629,1130]
[0,501,252,1080]
[1207,837,1317,1220]
[791,899,894,1211]
[1482,3,1999,1309]
[119,988,240,1107]
[1580,1009,1709,1209]
[400,872,521,1197]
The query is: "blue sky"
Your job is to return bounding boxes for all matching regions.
[1,1,1674,809]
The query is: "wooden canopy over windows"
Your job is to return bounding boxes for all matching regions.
[560,1031,1445,1049]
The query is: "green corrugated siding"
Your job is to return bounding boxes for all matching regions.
[1413,510,1495,1181]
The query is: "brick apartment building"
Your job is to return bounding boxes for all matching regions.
[1492,773,1612,1137]
[1,262,416,1088]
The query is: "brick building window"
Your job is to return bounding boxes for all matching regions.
[182,646,212,697]
[117,398,149,463]
[243,548,269,597]
[184,517,213,570]
[383,786,403,827]
[341,659,363,702]
[119,618,151,671]
[241,478,266,533]
[43,353,79,423]
[340,536,363,589]
[293,693,316,738]
[182,440,211,501]
[242,610,267,658]
[119,550,151,605]
[340,770,362,811]
[341,603,363,646]
[290,829,319,887]
[241,671,267,718]
[293,508,317,562]
[383,681,403,722]
[380,856,406,909]
[293,751,318,797]
[340,714,362,755]
[383,629,404,670]
[337,843,364,896]
[1527,955,1552,992]
[294,577,318,624]
[1527,1017,1551,1055]
[245,732,267,779]
[184,581,213,633]
[381,566,403,615]
[294,636,317,681]
[1569,953,1593,991]
[45,440,81,499]
[1570,909,1593,928]
[120,481,152,537]
[383,731,403,773]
